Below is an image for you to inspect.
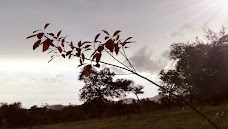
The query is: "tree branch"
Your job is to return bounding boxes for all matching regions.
[84,57,220,129]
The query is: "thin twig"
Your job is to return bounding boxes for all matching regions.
[120,47,136,72]
[104,49,132,70]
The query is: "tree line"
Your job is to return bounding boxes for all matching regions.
[0,99,172,128]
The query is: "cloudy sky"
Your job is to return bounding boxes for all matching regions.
[1,0,228,108]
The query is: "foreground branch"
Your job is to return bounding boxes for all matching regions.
[88,58,220,129]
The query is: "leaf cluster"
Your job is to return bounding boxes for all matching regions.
[27,23,135,76]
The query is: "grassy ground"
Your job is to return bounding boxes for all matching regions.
[19,104,228,129]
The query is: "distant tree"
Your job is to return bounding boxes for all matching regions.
[79,67,144,116]
[79,68,120,103]
[158,69,187,109]
[79,68,144,103]
[114,79,144,101]
[27,23,221,129]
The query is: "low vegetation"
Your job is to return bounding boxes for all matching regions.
[17,104,228,129]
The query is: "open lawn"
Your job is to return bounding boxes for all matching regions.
[19,104,228,129]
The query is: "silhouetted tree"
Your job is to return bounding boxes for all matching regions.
[114,79,144,101]
[79,67,144,116]
[159,28,228,106]
[79,68,123,103]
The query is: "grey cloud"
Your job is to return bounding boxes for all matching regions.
[170,23,195,37]
[170,31,183,37]
[182,23,193,29]
[161,50,170,58]
[126,46,170,74]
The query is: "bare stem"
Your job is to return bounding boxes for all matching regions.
[104,49,132,70]
[120,47,136,73]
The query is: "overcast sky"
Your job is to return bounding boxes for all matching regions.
[1,0,228,108]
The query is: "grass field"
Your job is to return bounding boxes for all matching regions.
[19,104,228,129]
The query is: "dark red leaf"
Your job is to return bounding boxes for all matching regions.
[97,46,104,52]
[70,41,75,49]
[33,30,41,33]
[78,41,82,47]
[76,47,80,51]
[42,39,53,52]
[124,37,133,42]
[95,63,100,68]
[95,53,101,63]
[114,44,120,55]
[84,65,92,77]
[57,30,62,38]
[116,35,120,40]
[33,40,41,50]
[84,45,91,49]
[77,64,83,68]
[76,50,81,57]
[113,30,121,37]
[81,41,91,46]
[59,37,63,40]
[76,53,80,57]
[94,33,100,42]
[104,36,109,40]
[37,33,44,39]
[43,42,49,52]
[76,48,81,55]
[58,46,62,53]
[44,23,50,29]
[69,54,72,59]
[92,53,101,63]
[105,39,115,52]
[26,34,37,39]
[122,41,133,46]
[85,64,92,70]
[47,33,55,37]
[102,30,109,35]
[82,53,85,62]
[66,51,72,56]
[85,48,92,51]
[80,59,83,65]
[61,39,65,47]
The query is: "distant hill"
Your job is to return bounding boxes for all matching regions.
[147,94,161,103]
[45,95,162,110]
[121,98,136,104]
[121,94,161,104]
